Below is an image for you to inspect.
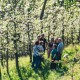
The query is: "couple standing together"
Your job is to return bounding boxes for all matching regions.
[32,34,46,69]
[48,38,64,61]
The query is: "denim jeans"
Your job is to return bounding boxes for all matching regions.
[32,56,36,68]
[32,55,41,69]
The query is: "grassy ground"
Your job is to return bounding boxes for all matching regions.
[1,44,80,80]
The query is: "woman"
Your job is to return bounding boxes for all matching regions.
[47,38,54,58]
[51,44,57,60]
[32,41,40,69]
[50,44,57,69]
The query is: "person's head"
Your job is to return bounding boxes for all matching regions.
[54,38,58,44]
[51,38,54,42]
[58,38,62,43]
[41,34,45,39]
[37,35,41,40]
[39,41,43,45]
[35,41,39,45]
[53,44,57,49]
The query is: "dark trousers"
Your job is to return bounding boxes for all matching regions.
[50,61,56,69]
[43,46,45,53]
[32,55,41,69]
[57,53,61,60]
[57,53,62,68]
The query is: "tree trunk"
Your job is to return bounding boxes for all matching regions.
[1,38,3,66]
[1,54,3,67]
[6,48,9,73]
[14,22,19,69]
[6,25,9,73]
[78,28,80,43]
[27,11,32,63]
[40,0,47,20]
[15,52,19,68]
[27,23,32,63]
[62,27,64,44]
[29,44,32,62]
[71,30,74,44]
[48,26,50,42]
[67,33,69,45]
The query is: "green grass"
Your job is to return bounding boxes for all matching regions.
[1,44,80,80]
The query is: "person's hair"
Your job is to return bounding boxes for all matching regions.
[37,35,40,38]
[35,41,39,45]
[51,38,54,42]
[42,34,44,36]
[54,38,58,44]
[39,41,43,45]
[53,44,57,49]
[58,38,62,42]
[41,34,44,38]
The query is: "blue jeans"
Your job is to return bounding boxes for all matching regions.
[32,55,41,69]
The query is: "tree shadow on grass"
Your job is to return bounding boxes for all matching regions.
[19,66,33,80]
[55,63,69,76]
[12,60,68,80]
[7,72,13,80]
[37,60,69,79]
[18,61,50,80]
[7,66,23,80]
[16,66,23,80]
[36,60,51,80]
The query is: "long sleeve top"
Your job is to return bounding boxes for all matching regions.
[57,42,64,54]
[33,45,40,56]
[51,48,57,58]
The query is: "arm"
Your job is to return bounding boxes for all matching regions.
[57,43,64,54]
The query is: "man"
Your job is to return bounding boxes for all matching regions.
[40,34,47,53]
[57,38,64,60]
[47,38,54,58]
[37,35,41,42]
